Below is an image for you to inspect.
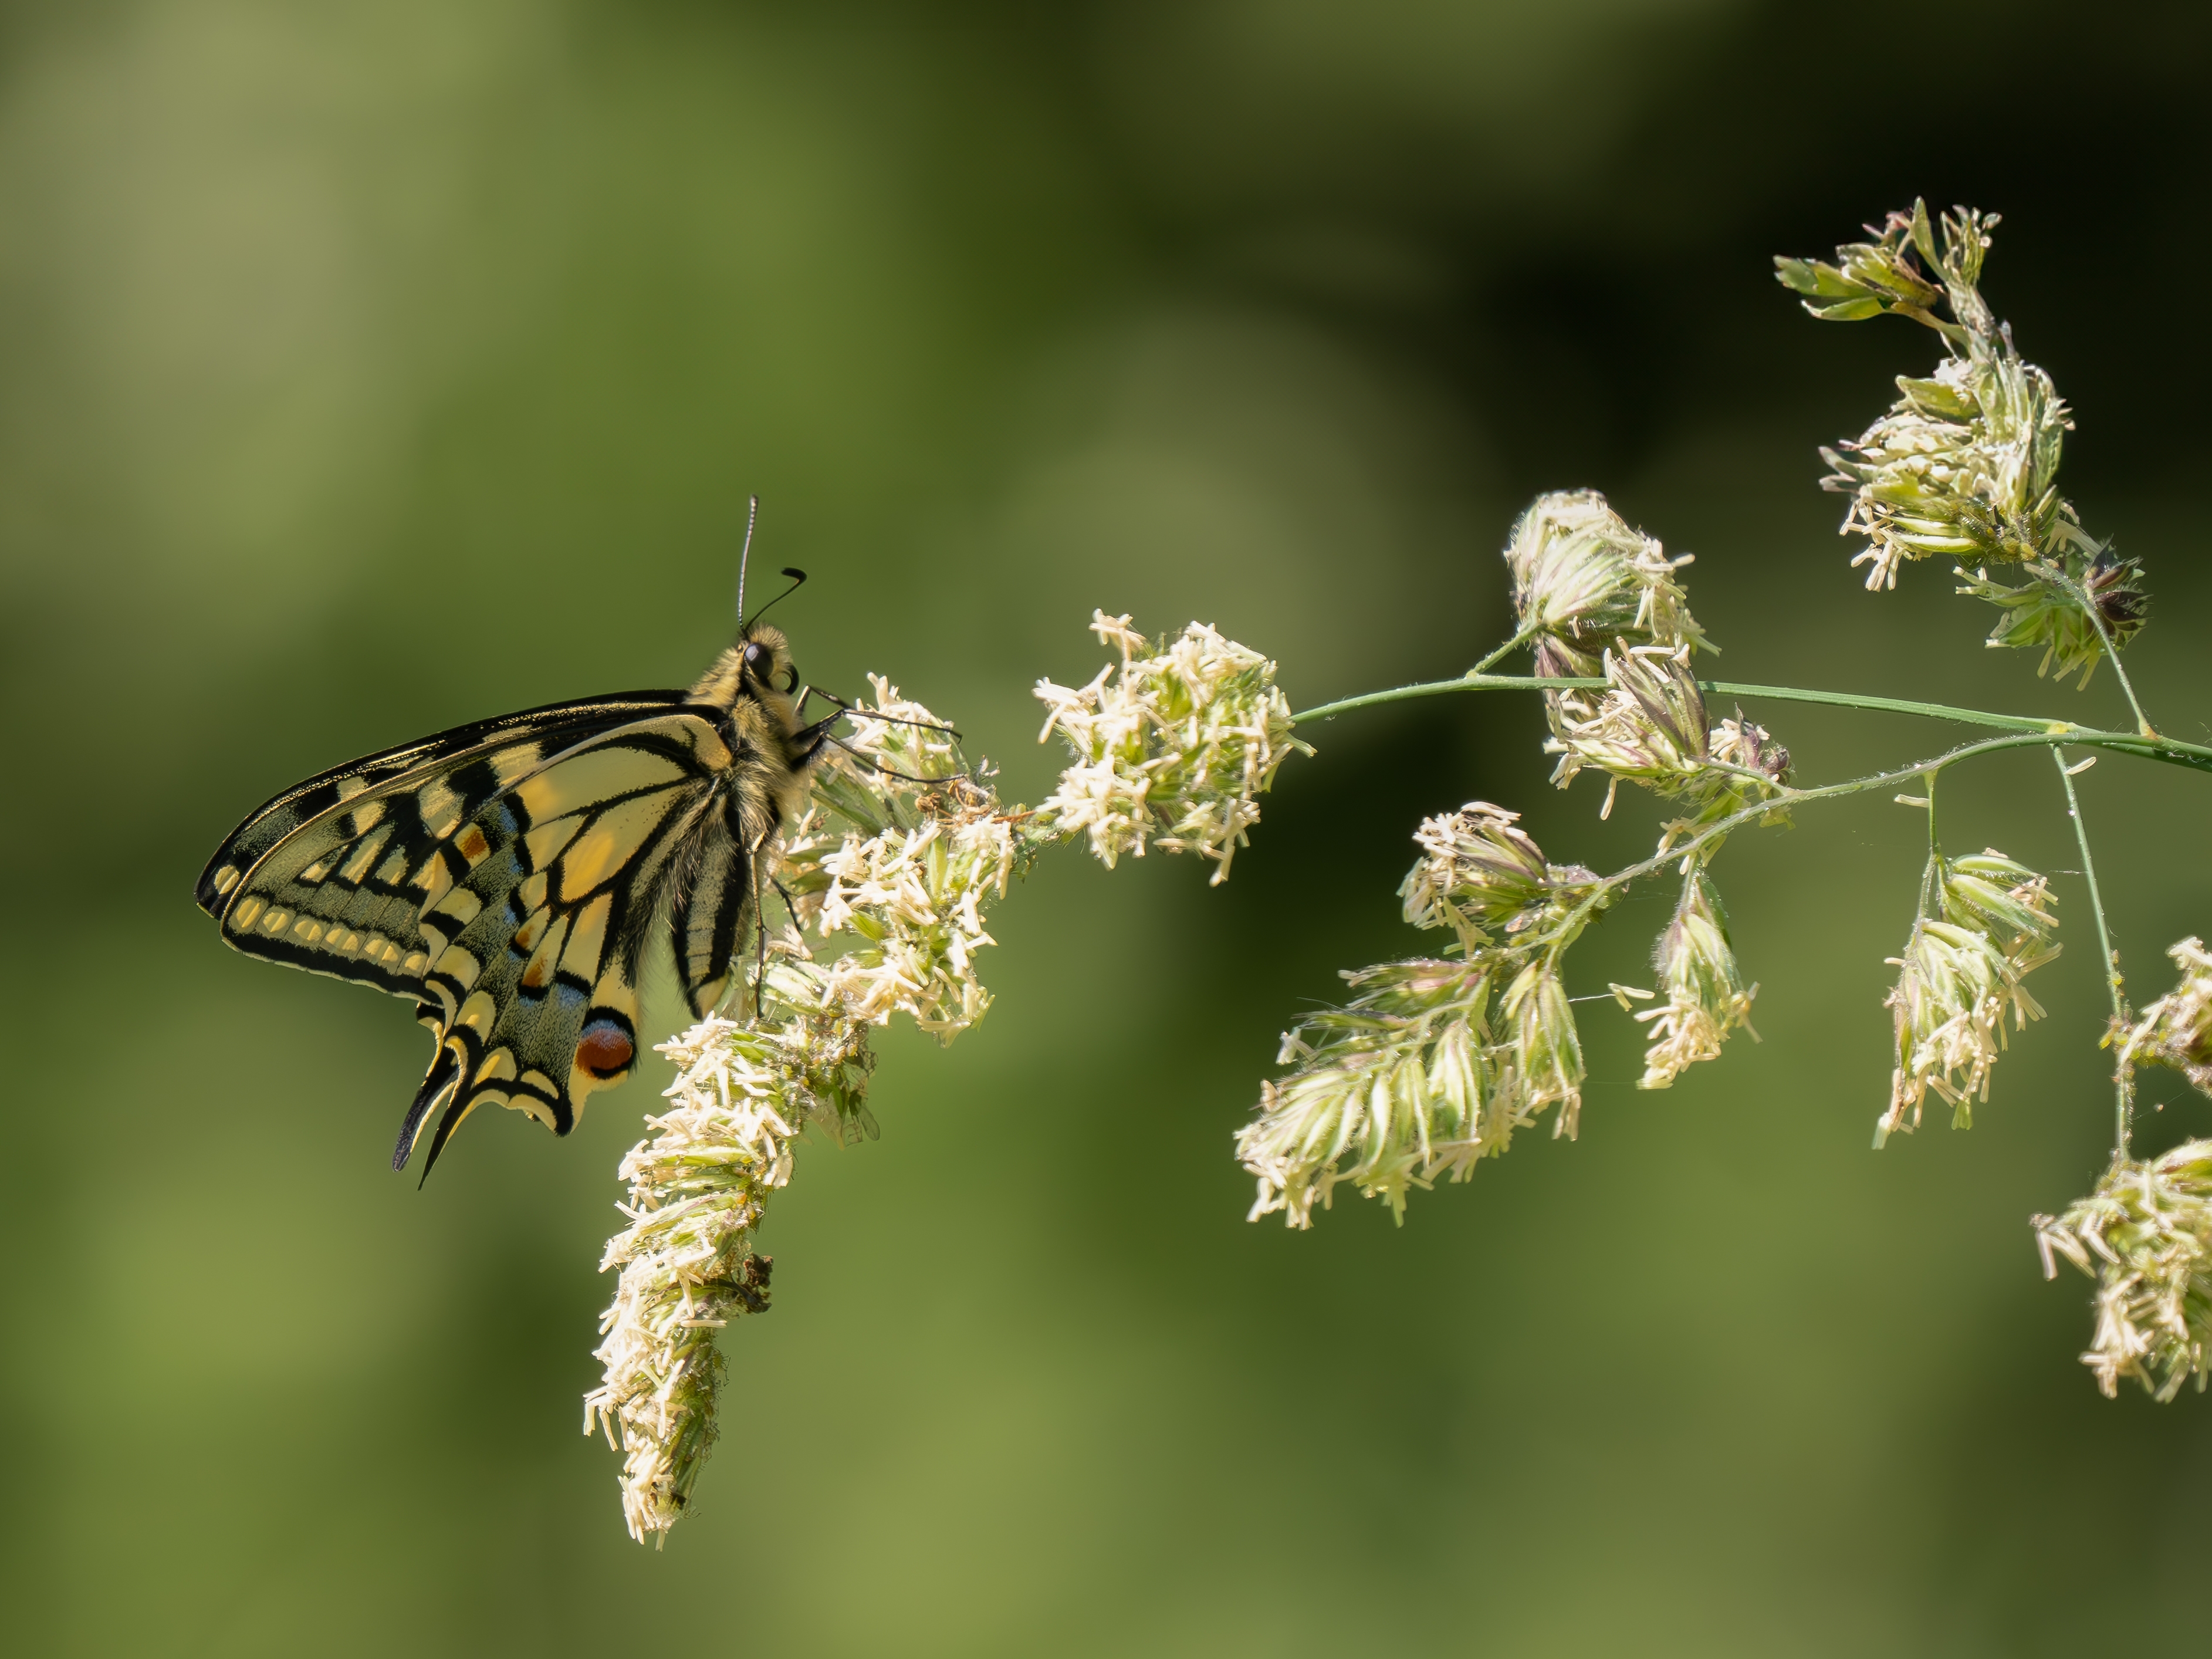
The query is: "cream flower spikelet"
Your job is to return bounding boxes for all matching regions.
[1629,866,1758,1090]
[2121,937,2212,1099]
[2036,1141,2212,1401]
[584,1016,838,1545]
[776,675,1024,1042]
[1878,851,2058,1143]
[1505,489,1709,678]
[1034,612,1311,883]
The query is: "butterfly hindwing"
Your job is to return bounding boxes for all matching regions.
[401,711,740,1174]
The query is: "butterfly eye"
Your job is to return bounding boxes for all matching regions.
[742,641,768,674]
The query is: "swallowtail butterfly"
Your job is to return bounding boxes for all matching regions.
[195,516,841,1180]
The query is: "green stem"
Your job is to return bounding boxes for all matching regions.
[1467,624,1542,678]
[2044,560,2154,740]
[2052,747,2132,1155]
[1287,673,2212,778]
[1534,728,2163,955]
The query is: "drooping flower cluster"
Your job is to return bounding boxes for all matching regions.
[1622,864,1758,1090]
[1033,612,1311,883]
[589,678,1033,1541]
[2120,936,2212,1096]
[1238,803,1612,1227]
[2035,1141,2212,1401]
[1779,200,2147,680]
[584,1016,859,1543]
[1878,850,2059,1143]
[1507,492,1791,838]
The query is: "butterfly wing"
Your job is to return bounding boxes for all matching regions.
[199,692,756,1174]
[404,711,743,1175]
[195,691,689,990]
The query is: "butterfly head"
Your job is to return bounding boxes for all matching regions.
[739,623,801,697]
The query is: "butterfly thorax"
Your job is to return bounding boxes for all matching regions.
[685,622,812,841]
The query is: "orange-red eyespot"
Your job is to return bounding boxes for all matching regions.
[577,1018,634,1077]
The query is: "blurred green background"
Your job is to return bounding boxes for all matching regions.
[5,1,2212,1653]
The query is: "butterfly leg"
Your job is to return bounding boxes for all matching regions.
[748,827,770,1025]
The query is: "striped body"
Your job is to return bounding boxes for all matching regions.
[195,624,819,1178]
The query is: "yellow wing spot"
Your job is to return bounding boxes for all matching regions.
[292,917,324,943]
[418,776,462,839]
[260,907,292,935]
[516,871,549,913]
[411,851,454,907]
[401,951,428,976]
[299,858,332,883]
[429,888,482,928]
[522,815,583,873]
[433,945,483,995]
[557,789,679,902]
[457,989,498,1035]
[560,893,613,980]
[231,897,265,930]
[472,1048,518,1086]
[510,910,550,956]
[334,930,362,955]
[520,913,573,992]
[513,1097,557,1130]
[211,865,241,896]
[489,743,543,786]
[339,827,392,886]
[335,777,371,803]
[455,825,491,866]
[514,745,686,825]
[374,849,409,884]
[340,799,387,836]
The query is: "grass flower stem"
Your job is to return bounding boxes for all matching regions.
[2053,745,2132,1153]
[1526,727,2174,962]
[1289,674,2212,778]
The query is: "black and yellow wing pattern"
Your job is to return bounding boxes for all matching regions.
[196,691,764,1176]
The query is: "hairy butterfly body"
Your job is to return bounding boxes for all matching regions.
[196,557,833,1180]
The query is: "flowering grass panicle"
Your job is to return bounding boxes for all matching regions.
[1879,850,2059,1143]
[2035,1141,2212,1401]
[584,1015,861,1543]
[591,676,1030,1542]
[2120,936,2212,1097]
[1033,611,1310,883]
[1626,866,1758,1090]
[1241,809,1613,1226]
[1778,199,2148,680]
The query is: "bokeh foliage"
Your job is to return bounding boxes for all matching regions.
[4,1,2212,1653]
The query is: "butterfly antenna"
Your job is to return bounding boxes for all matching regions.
[744,566,809,631]
[733,495,760,621]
